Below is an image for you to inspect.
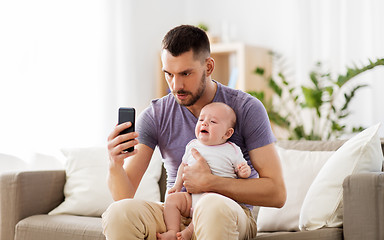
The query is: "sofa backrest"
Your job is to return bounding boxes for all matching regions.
[277,139,384,154]
[158,139,384,201]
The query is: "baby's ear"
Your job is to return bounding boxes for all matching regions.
[224,128,234,139]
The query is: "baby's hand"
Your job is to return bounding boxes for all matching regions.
[167,185,182,194]
[236,162,251,178]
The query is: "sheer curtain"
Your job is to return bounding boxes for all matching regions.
[0,0,187,157]
[292,0,384,136]
[0,0,110,155]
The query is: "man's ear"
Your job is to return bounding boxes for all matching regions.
[224,128,234,140]
[205,57,215,76]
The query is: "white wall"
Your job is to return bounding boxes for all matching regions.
[1,0,383,158]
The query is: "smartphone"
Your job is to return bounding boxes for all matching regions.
[118,107,136,152]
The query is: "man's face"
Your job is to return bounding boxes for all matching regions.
[161,50,207,106]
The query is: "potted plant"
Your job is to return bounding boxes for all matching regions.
[197,23,219,43]
[249,54,384,140]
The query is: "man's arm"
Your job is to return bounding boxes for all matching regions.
[107,122,154,201]
[182,143,286,208]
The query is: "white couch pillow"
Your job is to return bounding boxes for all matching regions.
[0,153,28,173]
[257,147,334,231]
[28,152,65,170]
[133,147,163,201]
[299,123,383,231]
[49,146,162,217]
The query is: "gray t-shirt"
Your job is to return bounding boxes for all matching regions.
[137,81,276,190]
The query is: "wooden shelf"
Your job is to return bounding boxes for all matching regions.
[156,42,272,98]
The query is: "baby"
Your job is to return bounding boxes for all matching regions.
[157,102,251,240]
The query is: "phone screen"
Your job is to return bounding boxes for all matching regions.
[118,107,135,152]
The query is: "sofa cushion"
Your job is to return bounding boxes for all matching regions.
[15,215,105,240]
[299,123,384,231]
[257,147,334,231]
[49,146,162,217]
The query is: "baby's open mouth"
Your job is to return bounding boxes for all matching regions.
[201,130,209,133]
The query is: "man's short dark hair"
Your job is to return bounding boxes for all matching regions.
[162,25,210,62]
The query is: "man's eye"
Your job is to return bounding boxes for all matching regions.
[183,72,191,76]
[211,121,216,124]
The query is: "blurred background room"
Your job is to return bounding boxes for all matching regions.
[1,0,383,162]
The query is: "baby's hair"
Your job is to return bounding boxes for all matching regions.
[205,102,236,129]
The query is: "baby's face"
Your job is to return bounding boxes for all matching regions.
[195,104,233,146]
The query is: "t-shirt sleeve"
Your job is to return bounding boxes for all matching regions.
[231,143,248,166]
[136,106,158,150]
[242,97,276,151]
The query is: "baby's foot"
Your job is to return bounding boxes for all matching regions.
[156,230,178,240]
[176,227,193,240]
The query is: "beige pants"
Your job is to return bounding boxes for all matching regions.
[102,193,257,240]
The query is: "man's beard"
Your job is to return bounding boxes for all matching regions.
[172,71,206,107]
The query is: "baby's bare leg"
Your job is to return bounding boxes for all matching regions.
[177,194,205,240]
[157,192,192,240]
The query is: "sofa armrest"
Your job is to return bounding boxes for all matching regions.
[343,172,384,240]
[0,170,66,240]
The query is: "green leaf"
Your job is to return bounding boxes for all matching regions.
[268,77,282,97]
[301,86,323,109]
[331,121,345,131]
[254,67,265,75]
[336,58,384,87]
[352,126,365,132]
[309,71,319,88]
[268,112,290,129]
[341,84,368,111]
[248,91,265,103]
[293,126,306,140]
[338,112,350,119]
[325,86,334,96]
[278,72,287,84]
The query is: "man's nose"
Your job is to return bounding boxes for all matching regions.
[172,76,184,91]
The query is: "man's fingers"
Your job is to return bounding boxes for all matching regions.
[108,122,132,141]
[191,148,203,161]
[108,131,138,153]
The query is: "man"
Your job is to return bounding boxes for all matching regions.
[103,25,286,240]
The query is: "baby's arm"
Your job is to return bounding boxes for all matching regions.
[236,162,251,179]
[168,162,186,194]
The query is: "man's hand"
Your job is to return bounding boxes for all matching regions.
[182,148,213,194]
[107,122,139,168]
[167,185,182,194]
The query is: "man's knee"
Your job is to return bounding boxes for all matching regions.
[193,194,246,239]
[102,199,142,229]
[193,193,235,219]
[102,199,165,239]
